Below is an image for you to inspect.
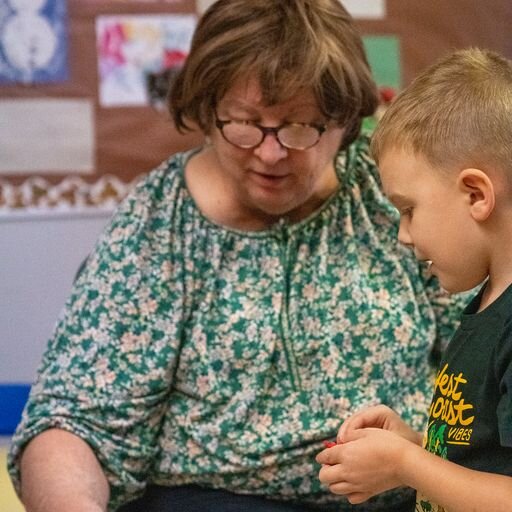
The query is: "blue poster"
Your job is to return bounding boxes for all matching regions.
[0,0,68,84]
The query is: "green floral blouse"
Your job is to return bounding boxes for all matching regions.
[8,136,466,511]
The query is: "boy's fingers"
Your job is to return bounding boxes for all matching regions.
[316,448,329,465]
[338,410,374,442]
[345,491,373,504]
[343,426,380,443]
[326,481,353,495]
[327,481,364,496]
[316,444,343,465]
[318,459,346,484]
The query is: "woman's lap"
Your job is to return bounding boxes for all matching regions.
[117,484,415,512]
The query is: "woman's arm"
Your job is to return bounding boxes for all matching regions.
[20,429,109,512]
[8,167,187,509]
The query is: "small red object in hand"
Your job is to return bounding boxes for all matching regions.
[322,440,337,448]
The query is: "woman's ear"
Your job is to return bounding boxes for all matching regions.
[457,168,495,221]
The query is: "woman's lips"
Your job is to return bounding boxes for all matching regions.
[249,170,290,188]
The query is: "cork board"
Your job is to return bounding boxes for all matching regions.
[0,0,201,209]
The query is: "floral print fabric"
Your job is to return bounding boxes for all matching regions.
[8,136,466,510]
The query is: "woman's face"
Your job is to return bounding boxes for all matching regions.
[210,77,345,222]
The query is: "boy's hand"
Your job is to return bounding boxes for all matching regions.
[337,405,420,445]
[316,428,411,503]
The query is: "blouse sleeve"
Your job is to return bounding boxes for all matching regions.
[8,164,186,509]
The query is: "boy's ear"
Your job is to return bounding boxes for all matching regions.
[457,168,495,221]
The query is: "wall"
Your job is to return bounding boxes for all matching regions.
[0,210,111,432]
[1,211,112,382]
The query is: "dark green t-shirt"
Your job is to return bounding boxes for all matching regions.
[417,283,512,512]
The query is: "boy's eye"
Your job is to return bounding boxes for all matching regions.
[400,207,413,217]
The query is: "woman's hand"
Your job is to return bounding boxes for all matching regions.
[337,405,421,445]
[316,427,414,504]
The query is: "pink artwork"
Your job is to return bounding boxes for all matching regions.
[96,14,196,107]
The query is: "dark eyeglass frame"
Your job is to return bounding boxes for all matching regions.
[214,115,328,150]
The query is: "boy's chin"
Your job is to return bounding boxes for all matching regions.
[439,279,481,296]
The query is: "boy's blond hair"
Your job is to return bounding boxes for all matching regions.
[371,48,512,176]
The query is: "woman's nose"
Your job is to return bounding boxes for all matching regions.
[253,133,288,165]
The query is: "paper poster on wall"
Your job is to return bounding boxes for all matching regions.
[0,98,94,174]
[96,14,196,107]
[361,35,400,133]
[363,35,401,89]
[0,0,69,84]
[343,0,386,19]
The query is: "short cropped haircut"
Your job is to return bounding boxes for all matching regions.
[371,48,512,176]
[169,0,378,149]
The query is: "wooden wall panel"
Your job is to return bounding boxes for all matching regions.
[356,0,512,86]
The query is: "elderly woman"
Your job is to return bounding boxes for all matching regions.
[8,1,465,511]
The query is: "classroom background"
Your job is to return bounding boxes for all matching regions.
[1,0,511,510]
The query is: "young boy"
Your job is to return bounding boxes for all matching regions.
[317,47,512,512]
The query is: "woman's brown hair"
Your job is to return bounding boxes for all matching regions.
[169,0,378,149]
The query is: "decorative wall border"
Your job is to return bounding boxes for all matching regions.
[0,175,139,212]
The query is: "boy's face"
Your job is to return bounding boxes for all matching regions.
[378,148,488,294]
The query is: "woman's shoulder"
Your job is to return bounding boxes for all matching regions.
[133,149,194,197]
[101,148,200,239]
[335,133,380,185]
[117,148,201,213]
[334,134,395,216]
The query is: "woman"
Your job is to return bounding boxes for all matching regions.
[8,1,465,511]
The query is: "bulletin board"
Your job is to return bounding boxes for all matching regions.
[0,0,201,210]
[356,0,512,88]
[1,0,511,211]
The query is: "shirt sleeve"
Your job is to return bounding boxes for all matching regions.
[7,168,186,509]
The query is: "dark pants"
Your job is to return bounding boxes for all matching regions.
[117,485,415,512]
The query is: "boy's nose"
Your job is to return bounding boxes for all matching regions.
[397,223,413,247]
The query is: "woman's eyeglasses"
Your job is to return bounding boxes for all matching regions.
[215,116,327,150]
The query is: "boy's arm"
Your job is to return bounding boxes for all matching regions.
[317,428,512,512]
[401,442,512,512]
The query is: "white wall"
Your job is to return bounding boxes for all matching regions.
[0,211,112,382]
